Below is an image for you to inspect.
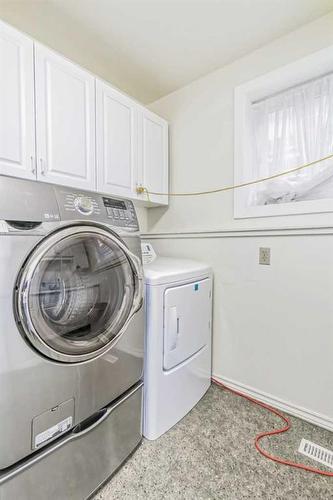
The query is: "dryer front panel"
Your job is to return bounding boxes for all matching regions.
[15,224,143,363]
[163,277,212,370]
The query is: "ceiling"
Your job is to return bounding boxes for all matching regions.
[1,0,333,103]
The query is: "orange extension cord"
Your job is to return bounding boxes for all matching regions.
[212,378,333,477]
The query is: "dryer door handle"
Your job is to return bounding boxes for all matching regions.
[166,306,179,352]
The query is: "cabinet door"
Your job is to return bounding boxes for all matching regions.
[0,21,36,179]
[96,80,137,198]
[35,44,96,190]
[138,109,168,205]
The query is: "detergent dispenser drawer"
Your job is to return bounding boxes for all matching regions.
[163,277,212,370]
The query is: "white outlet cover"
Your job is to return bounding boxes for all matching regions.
[259,247,271,265]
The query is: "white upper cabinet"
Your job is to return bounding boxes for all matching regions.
[0,21,36,180]
[0,21,169,205]
[35,44,96,190]
[138,108,168,205]
[96,80,137,198]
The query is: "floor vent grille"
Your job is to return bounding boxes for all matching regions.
[298,439,333,469]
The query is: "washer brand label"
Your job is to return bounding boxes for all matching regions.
[43,212,60,220]
[35,416,72,448]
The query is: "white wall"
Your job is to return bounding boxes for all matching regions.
[135,206,148,233]
[146,12,333,429]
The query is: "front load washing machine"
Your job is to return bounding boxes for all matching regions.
[0,176,144,500]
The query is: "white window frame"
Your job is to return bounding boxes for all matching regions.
[234,45,333,219]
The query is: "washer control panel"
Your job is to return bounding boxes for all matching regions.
[102,197,138,228]
[61,192,101,216]
[54,187,139,230]
[74,196,94,215]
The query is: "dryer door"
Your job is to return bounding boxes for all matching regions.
[163,277,212,370]
[15,224,143,363]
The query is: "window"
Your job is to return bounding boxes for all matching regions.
[234,45,333,219]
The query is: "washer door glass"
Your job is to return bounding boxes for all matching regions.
[17,227,138,361]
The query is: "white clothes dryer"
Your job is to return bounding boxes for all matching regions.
[143,256,212,440]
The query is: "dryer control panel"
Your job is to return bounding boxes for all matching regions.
[54,186,139,230]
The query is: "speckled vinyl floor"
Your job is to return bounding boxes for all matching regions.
[93,385,333,500]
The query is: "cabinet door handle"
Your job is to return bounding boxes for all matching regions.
[30,156,36,175]
[40,158,46,175]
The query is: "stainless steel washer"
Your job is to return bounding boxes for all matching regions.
[0,176,144,500]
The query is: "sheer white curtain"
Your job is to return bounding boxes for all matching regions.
[251,73,333,206]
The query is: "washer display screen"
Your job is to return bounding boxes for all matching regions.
[103,198,127,210]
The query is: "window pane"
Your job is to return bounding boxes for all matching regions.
[251,72,333,206]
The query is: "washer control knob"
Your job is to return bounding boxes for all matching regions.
[74,196,93,215]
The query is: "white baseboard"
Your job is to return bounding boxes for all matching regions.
[213,374,333,433]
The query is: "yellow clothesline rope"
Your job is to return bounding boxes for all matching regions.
[136,152,333,201]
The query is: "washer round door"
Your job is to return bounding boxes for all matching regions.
[15,224,143,363]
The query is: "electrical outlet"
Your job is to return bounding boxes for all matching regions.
[259,247,271,265]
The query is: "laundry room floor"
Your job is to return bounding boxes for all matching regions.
[93,385,333,500]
